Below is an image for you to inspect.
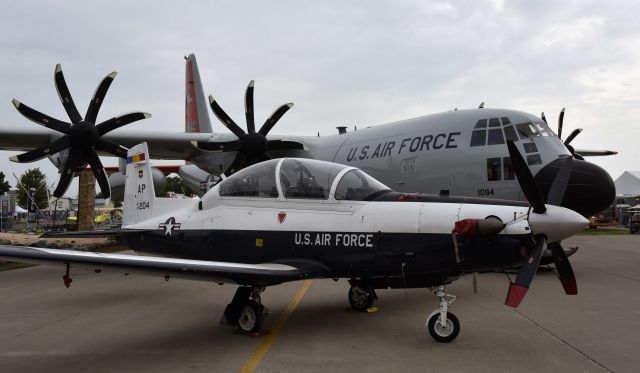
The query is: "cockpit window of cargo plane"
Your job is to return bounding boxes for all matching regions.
[280,159,345,199]
[471,117,526,147]
[219,159,279,197]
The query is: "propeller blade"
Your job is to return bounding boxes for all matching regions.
[12,99,70,134]
[208,95,246,139]
[541,112,547,124]
[557,108,565,140]
[266,140,305,151]
[546,156,573,206]
[548,242,577,295]
[97,112,151,136]
[245,80,255,134]
[85,150,111,198]
[506,141,546,214]
[94,139,128,159]
[574,153,584,161]
[54,64,82,123]
[564,128,583,146]
[53,147,82,198]
[85,71,117,123]
[195,140,242,152]
[259,103,294,136]
[505,235,546,307]
[223,152,248,176]
[10,136,70,163]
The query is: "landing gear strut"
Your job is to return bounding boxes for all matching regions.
[223,286,269,333]
[348,281,377,311]
[426,285,460,342]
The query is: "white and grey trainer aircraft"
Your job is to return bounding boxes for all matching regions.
[0,55,615,218]
[0,140,587,342]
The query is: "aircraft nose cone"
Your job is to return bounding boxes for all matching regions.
[529,205,589,242]
[534,158,615,217]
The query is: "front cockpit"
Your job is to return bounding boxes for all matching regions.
[203,158,391,207]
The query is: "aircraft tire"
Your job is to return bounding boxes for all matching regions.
[427,312,460,343]
[237,300,264,332]
[348,285,375,311]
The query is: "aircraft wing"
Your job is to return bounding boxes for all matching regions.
[0,245,324,286]
[0,126,237,160]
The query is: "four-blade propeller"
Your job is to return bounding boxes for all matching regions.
[505,140,578,308]
[11,64,151,198]
[196,81,302,175]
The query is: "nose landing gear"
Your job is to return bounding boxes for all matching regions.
[426,285,460,342]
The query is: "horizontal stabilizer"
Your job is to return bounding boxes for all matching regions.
[41,229,152,238]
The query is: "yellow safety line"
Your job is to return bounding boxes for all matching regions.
[239,280,313,373]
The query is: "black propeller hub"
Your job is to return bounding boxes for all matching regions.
[69,121,99,149]
[241,133,268,157]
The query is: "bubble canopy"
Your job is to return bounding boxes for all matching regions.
[215,158,390,201]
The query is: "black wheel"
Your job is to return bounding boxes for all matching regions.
[427,312,460,343]
[348,285,375,311]
[237,300,264,332]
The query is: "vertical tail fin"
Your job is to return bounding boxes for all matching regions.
[123,142,155,226]
[185,53,213,134]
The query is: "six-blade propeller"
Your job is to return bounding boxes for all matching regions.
[196,80,302,175]
[10,64,151,198]
[541,108,584,160]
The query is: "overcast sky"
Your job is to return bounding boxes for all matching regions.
[0,0,638,197]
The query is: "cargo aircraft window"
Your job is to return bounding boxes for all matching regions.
[219,159,279,197]
[280,158,345,199]
[503,125,518,141]
[488,118,500,127]
[501,117,511,125]
[527,154,542,165]
[487,157,501,181]
[503,157,515,180]
[487,128,505,145]
[534,121,550,136]
[523,143,538,153]
[470,130,486,147]
[334,169,390,201]
[515,122,539,139]
[474,119,488,129]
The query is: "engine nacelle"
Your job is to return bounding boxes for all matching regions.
[109,167,166,202]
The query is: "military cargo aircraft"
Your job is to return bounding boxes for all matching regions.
[0,140,587,342]
[0,56,615,218]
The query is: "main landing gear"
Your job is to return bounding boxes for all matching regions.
[223,286,269,333]
[426,285,460,342]
[348,281,378,311]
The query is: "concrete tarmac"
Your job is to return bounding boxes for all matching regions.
[1,235,639,372]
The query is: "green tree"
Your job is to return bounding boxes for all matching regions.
[0,171,10,195]
[17,168,49,210]
[161,175,193,196]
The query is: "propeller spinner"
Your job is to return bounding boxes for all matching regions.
[10,64,151,198]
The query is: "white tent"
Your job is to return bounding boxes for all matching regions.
[14,206,27,213]
[615,171,640,196]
